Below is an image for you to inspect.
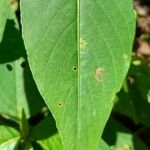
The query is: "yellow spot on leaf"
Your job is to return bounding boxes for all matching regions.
[80,38,87,49]
[95,67,104,82]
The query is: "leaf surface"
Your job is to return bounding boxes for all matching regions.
[21,0,135,149]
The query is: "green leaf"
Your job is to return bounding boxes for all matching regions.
[0,125,19,150]
[21,0,135,149]
[0,19,45,120]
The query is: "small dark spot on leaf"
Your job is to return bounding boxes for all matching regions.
[20,61,26,69]
[6,64,13,71]
[59,103,62,106]
[73,67,77,71]
[57,101,63,108]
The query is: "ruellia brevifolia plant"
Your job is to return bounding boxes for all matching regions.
[0,0,135,150]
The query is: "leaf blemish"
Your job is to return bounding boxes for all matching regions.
[80,38,87,49]
[57,101,63,108]
[73,67,77,71]
[95,67,104,82]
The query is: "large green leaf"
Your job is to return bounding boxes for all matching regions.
[21,0,135,149]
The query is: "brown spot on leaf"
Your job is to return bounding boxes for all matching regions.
[95,67,104,82]
[80,38,87,49]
